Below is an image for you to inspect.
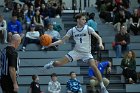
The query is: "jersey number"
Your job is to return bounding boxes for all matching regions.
[80,38,82,43]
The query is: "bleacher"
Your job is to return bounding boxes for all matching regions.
[0,0,140,92]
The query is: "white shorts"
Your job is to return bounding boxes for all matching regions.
[65,50,94,63]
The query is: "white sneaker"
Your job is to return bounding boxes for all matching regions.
[4,40,8,44]
[101,87,109,93]
[44,61,54,69]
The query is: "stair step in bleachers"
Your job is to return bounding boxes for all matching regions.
[102,36,140,43]
[19,67,80,75]
[18,76,84,84]
[19,85,87,93]
[109,50,140,58]
[126,84,140,92]
[19,51,69,58]
[0,43,72,51]
[112,58,140,66]
[20,59,77,67]
[116,66,140,74]
[105,43,140,50]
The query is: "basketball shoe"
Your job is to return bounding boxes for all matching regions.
[101,87,109,93]
[44,61,54,69]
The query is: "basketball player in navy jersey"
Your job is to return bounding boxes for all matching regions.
[44,13,109,93]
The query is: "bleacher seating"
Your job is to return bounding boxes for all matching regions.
[19,85,87,93]
[126,84,140,92]
[18,76,84,84]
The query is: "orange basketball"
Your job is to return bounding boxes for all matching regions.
[40,34,52,46]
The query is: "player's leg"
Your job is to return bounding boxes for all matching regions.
[44,56,69,69]
[88,59,109,93]
[44,50,78,69]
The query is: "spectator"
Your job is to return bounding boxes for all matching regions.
[129,9,140,35]
[120,50,137,83]
[113,9,129,32]
[87,13,99,55]
[22,4,29,18]
[32,9,44,35]
[12,3,24,22]
[43,23,60,50]
[1,34,21,93]
[114,25,130,58]
[23,0,33,8]
[40,4,50,25]
[7,15,24,42]
[0,15,7,43]
[34,0,45,9]
[48,73,61,93]
[20,24,40,52]
[88,60,111,92]
[49,3,58,18]
[25,5,34,30]
[29,75,43,93]
[66,71,82,93]
[4,0,13,12]
[87,12,97,33]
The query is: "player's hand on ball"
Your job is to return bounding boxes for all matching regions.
[99,44,104,50]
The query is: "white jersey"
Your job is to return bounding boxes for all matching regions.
[66,25,95,53]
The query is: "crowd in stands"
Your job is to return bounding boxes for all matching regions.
[1,0,62,51]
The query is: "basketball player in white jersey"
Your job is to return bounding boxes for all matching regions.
[44,13,109,93]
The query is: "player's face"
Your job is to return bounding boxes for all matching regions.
[77,16,86,26]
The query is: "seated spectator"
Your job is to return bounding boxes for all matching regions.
[20,24,40,52]
[0,15,7,43]
[22,4,29,17]
[99,1,107,21]
[4,0,13,12]
[32,9,44,35]
[113,25,130,58]
[25,5,34,30]
[66,71,82,93]
[12,3,24,22]
[40,4,50,25]
[129,9,140,35]
[23,0,33,8]
[120,50,137,83]
[88,60,111,93]
[7,15,24,42]
[29,75,43,93]
[99,1,114,23]
[43,23,60,50]
[49,3,59,18]
[34,0,45,9]
[48,73,61,93]
[113,9,129,32]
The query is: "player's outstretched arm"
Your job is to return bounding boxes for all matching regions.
[48,35,70,47]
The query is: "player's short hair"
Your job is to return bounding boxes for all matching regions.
[75,13,86,20]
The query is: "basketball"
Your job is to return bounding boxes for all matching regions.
[40,34,52,46]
